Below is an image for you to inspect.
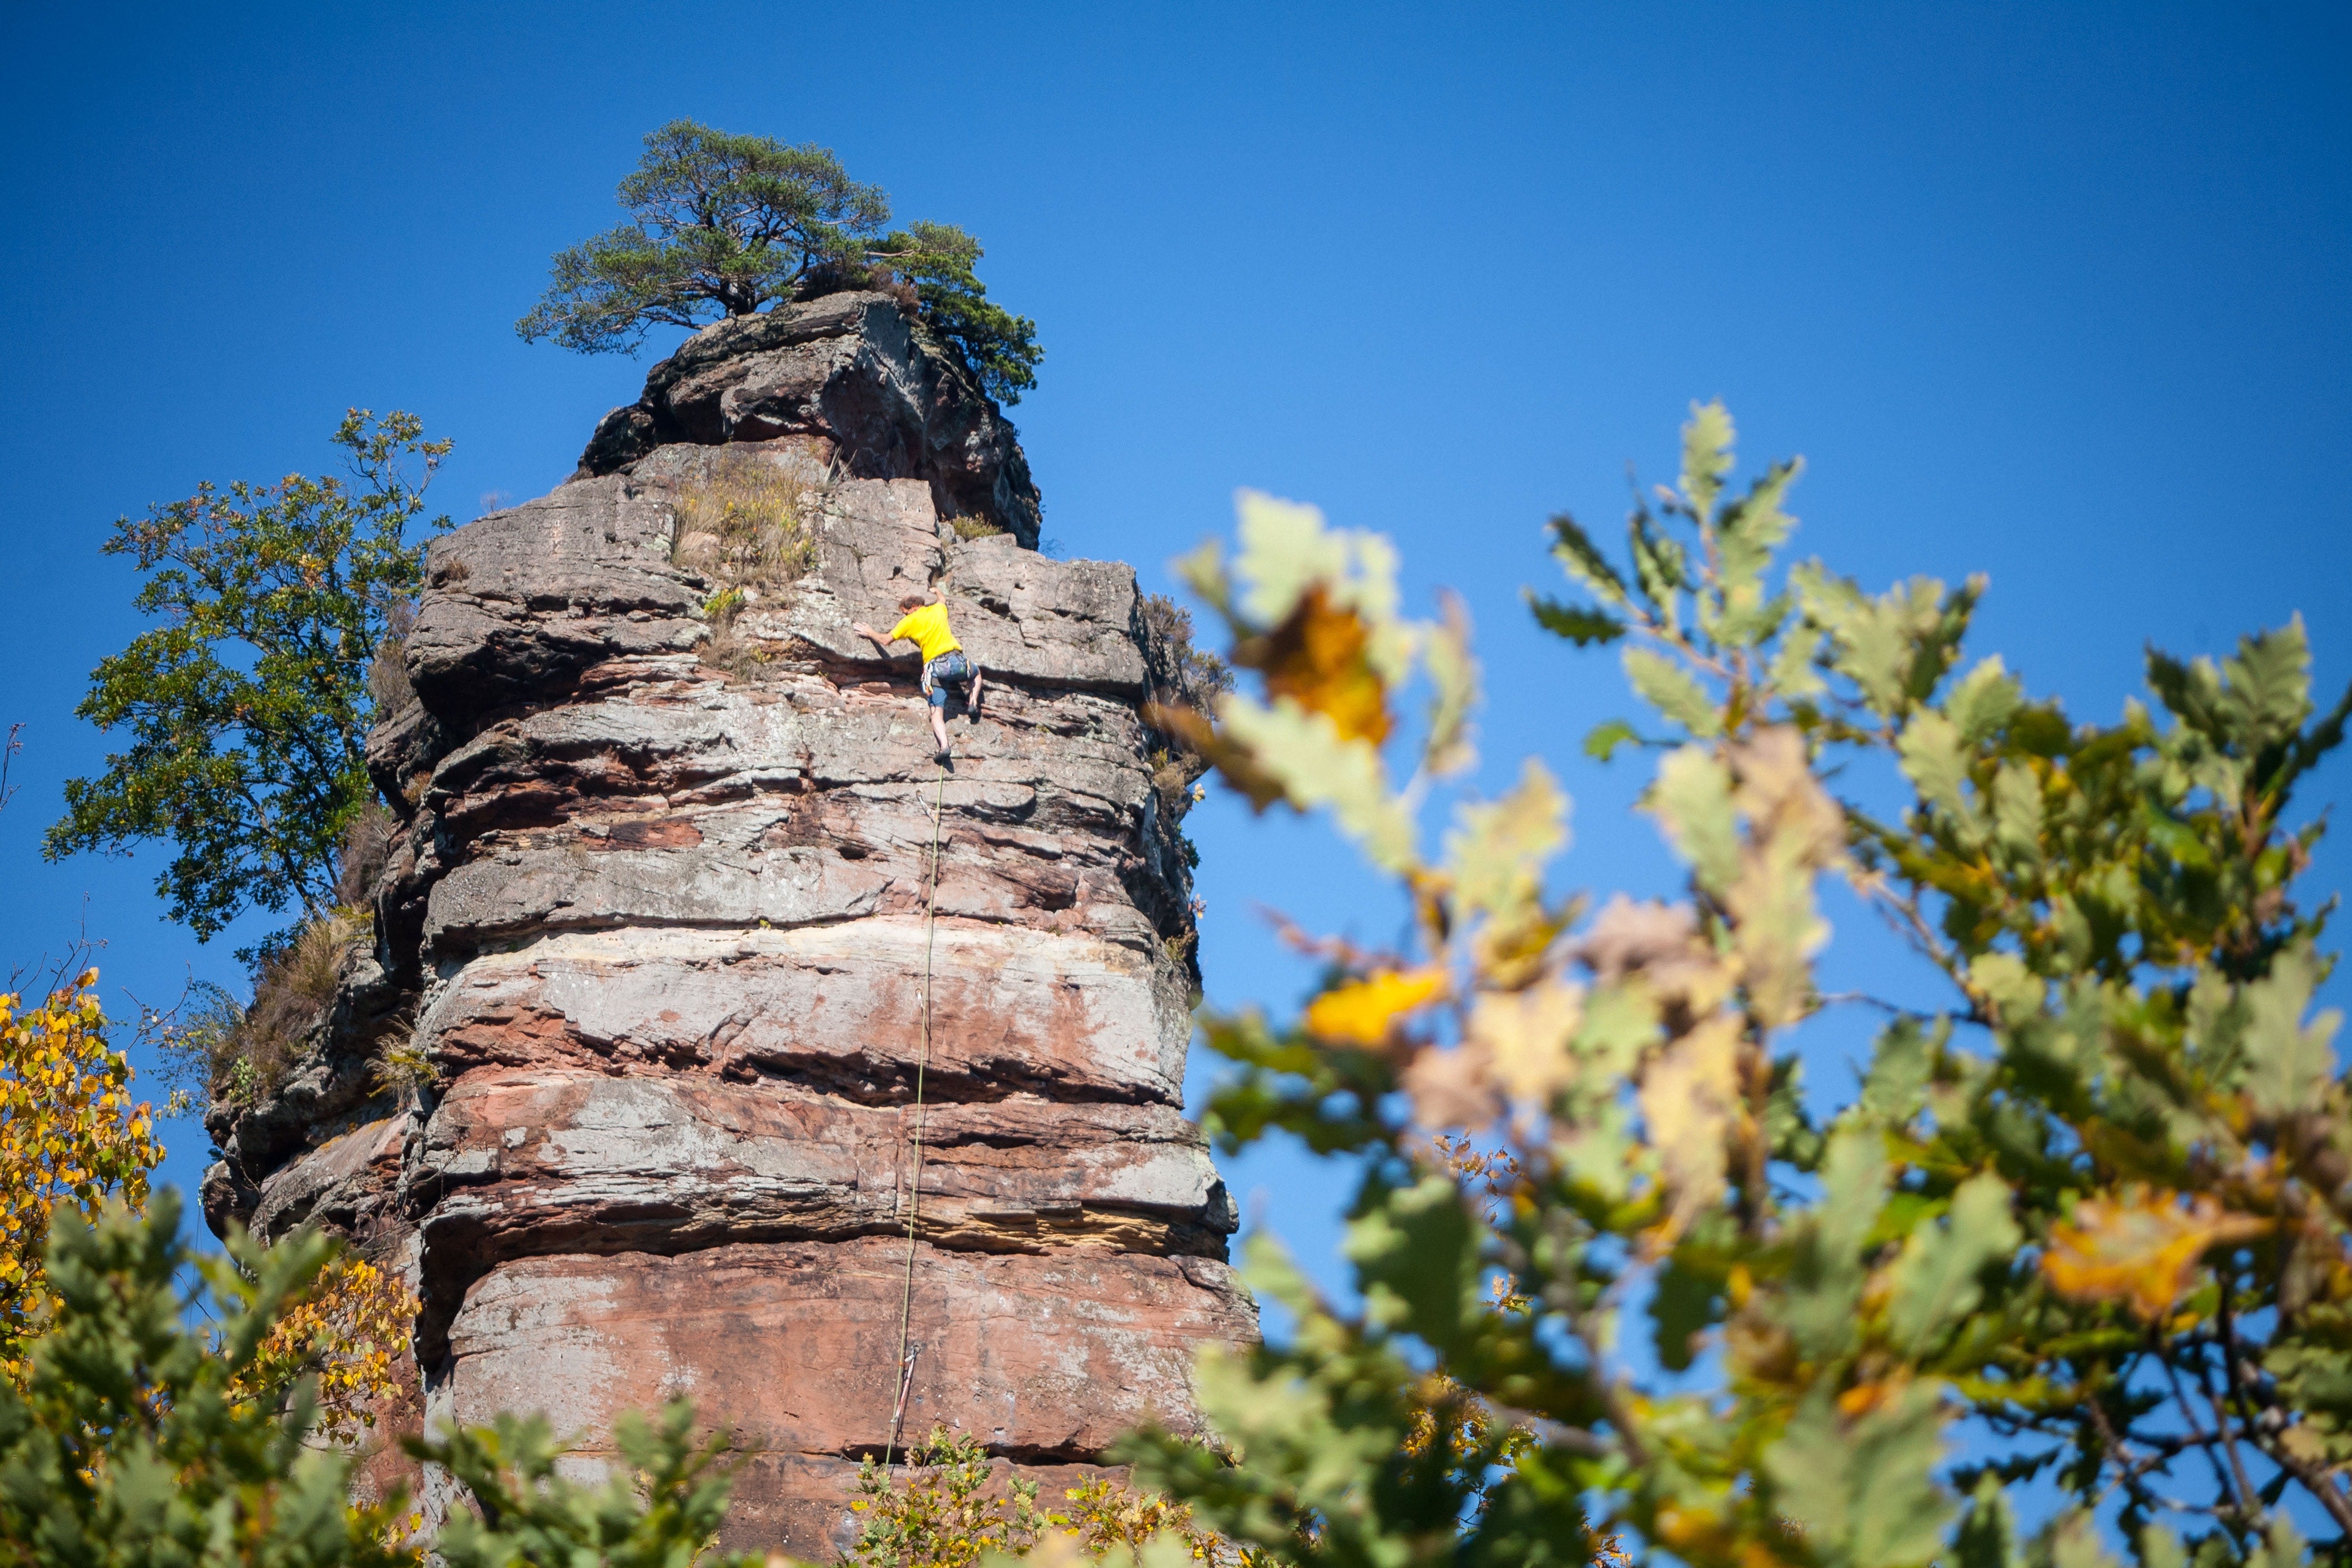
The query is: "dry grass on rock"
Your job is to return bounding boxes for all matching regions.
[671,458,818,677]
[165,806,394,1108]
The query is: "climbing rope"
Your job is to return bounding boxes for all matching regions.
[882,764,950,1471]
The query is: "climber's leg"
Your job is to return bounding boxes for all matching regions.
[966,663,985,717]
[924,653,959,759]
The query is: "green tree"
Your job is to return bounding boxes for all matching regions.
[45,411,449,941]
[412,1402,756,1568]
[518,120,1042,404]
[872,220,1043,407]
[0,1191,761,1567]
[0,1191,415,1567]
[1122,406,2352,1568]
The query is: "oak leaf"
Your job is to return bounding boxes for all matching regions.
[2042,1189,2268,1320]
[1304,968,1447,1046]
[1239,583,1393,744]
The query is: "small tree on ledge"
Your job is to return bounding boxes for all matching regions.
[519,119,1042,404]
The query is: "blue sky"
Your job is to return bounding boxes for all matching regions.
[2,2,2348,1292]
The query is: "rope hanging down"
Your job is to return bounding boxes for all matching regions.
[882,764,950,1470]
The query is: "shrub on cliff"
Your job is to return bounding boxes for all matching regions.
[1116,406,2352,1568]
[517,120,1042,404]
[46,411,450,942]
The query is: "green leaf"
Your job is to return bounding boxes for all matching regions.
[1629,510,1690,622]
[1680,399,1736,523]
[1968,951,2047,1026]
[1764,1380,1952,1568]
[1170,538,1234,623]
[1547,512,1630,604]
[1946,656,2024,743]
[1651,745,1740,893]
[1859,1017,1936,1126]
[2047,1510,2121,1568]
[1344,1174,1486,1354]
[1623,647,1722,738]
[1795,566,1968,719]
[1714,456,1802,598]
[2225,616,2315,754]
[1769,620,1828,700]
[1584,718,1640,762]
[2137,1525,2187,1568]
[1527,591,1625,646]
[1989,761,2045,864]
[1781,1126,1888,1360]
[1232,490,1353,627]
[1956,1473,2018,1568]
[1423,589,1481,777]
[2240,945,2341,1118]
[1897,710,1977,827]
[1885,1172,2020,1352]
[1651,1255,1721,1372]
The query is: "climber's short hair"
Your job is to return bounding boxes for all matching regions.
[898,592,928,611]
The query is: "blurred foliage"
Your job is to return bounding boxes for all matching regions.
[1,969,745,1564]
[0,1191,753,1566]
[1125,404,2352,1568]
[0,1191,416,1567]
[410,1399,756,1568]
[44,411,449,940]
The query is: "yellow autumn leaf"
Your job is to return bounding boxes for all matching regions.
[1,969,165,1385]
[229,1254,420,1440]
[2042,1189,2268,1321]
[1305,968,1448,1046]
[1240,582,1394,744]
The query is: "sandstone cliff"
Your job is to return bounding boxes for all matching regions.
[200,293,1251,1556]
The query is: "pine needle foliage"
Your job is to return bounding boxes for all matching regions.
[0,1191,417,1567]
[411,1400,758,1568]
[0,1191,762,1567]
[518,121,1042,403]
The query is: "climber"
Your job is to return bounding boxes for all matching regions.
[853,582,985,763]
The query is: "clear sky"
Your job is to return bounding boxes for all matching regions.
[2,3,2348,1289]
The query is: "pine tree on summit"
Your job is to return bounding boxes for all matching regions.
[519,119,1043,404]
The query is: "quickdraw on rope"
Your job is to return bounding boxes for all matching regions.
[882,764,949,1471]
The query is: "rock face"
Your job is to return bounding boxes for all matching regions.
[202,293,1248,1556]
[575,291,1044,549]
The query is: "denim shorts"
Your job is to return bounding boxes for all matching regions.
[923,651,973,707]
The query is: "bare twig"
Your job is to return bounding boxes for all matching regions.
[0,722,20,814]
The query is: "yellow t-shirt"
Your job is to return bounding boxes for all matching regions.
[887,602,962,664]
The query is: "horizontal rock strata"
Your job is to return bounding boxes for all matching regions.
[203,293,1246,1556]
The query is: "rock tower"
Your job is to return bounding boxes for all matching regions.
[202,292,1254,1556]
